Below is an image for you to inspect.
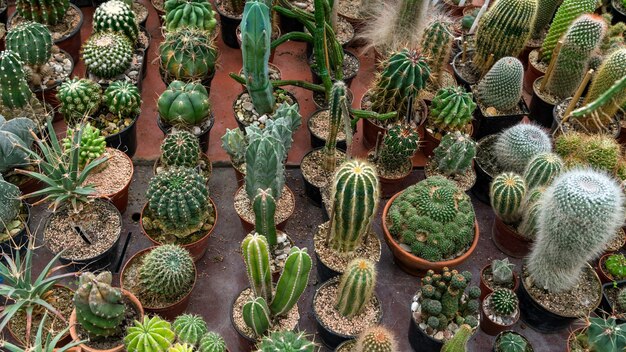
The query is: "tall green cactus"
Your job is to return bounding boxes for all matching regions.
[74,272,124,337]
[242,233,273,303]
[475,57,524,112]
[523,152,564,189]
[377,123,420,172]
[429,86,476,131]
[159,29,218,83]
[158,81,211,126]
[5,22,52,67]
[323,81,351,171]
[139,245,196,298]
[441,324,472,352]
[335,258,377,318]
[530,0,562,39]
[253,189,277,247]
[432,132,476,177]
[420,17,454,83]
[16,0,69,25]
[245,136,284,200]
[269,247,312,316]
[490,172,527,224]
[0,116,36,174]
[494,124,553,174]
[0,50,33,110]
[472,0,537,73]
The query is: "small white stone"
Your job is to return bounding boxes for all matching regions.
[411,302,418,312]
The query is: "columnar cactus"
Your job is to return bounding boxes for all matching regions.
[335,258,377,318]
[490,288,518,316]
[420,17,455,82]
[241,233,273,303]
[160,130,200,168]
[221,128,247,166]
[377,123,420,172]
[429,86,476,131]
[0,50,33,110]
[355,326,397,352]
[253,189,277,247]
[245,136,284,201]
[328,159,380,253]
[528,169,625,292]
[164,0,217,32]
[0,116,36,174]
[472,0,537,73]
[82,32,133,79]
[441,324,473,352]
[159,28,218,83]
[74,272,124,337]
[544,14,607,100]
[16,0,69,25]
[494,124,552,174]
[57,77,102,123]
[474,57,524,112]
[158,81,211,126]
[125,316,176,352]
[432,132,476,177]
[94,0,139,43]
[173,314,208,346]
[530,0,562,39]
[62,123,106,167]
[523,153,564,189]
[104,80,142,117]
[198,332,227,352]
[269,247,312,316]
[492,258,514,286]
[490,173,527,224]
[139,245,195,298]
[0,176,22,234]
[5,22,52,67]
[256,331,316,352]
[497,332,528,352]
[323,81,351,171]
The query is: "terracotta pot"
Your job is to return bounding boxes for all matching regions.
[234,185,294,233]
[381,191,480,275]
[491,217,532,259]
[120,247,196,321]
[98,148,133,214]
[378,164,414,199]
[566,328,584,352]
[16,175,45,203]
[139,199,218,262]
[595,253,626,284]
[152,0,165,26]
[69,289,143,352]
[480,291,519,336]
[523,49,545,94]
[232,164,245,188]
[479,263,520,301]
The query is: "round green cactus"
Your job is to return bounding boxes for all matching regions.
[57,77,102,123]
[82,32,133,79]
[62,123,106,166]
[378,123,420,172]
[139,244,195,298]
[432,132,476,177]
[490,288,518,316]
[93,0,139,43]
[355,326,398,352]
[16,0,69,25]
[605,254,626,279]
[0,50,33,110]
[581,135,621,172]
[336,258,377,318]
[429,86,476,131]
[74,272,124,337]
[160,130,201,168]
[475,57,524,112]
[159,28,218,83]
[497,332,528,352]
[198,332,227,352]
[490,172,527,224]
[256,331,316,352]
[158,80,211,126]
[173,314,208,346]
[168,343,193,352]
[104,80,141,117]
[0,176,22,233]
[164,0,217,32]
[494,124,552,174]
[5,21,52,67]
[125,316,176,352]
[523,153,564,189]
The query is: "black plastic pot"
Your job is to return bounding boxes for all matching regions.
[307,111,349,150]
[472,98,530,140]
[302,170,323,207]
[452,50,478,91]
[157,112,215,153]
[215,1,242,49]
[105,115,138,158]
[0,6,6,24]
[309,50,360,88]
[278,0,305,34]
[315,250,341,282]
[230,291,256,351]
[517,276,577,333]
[408,310,443,352]
[528,77,556,128]
[599,280,626,323]
[0,203,30,259]
[611,0,626,24]
[471,134,496,205]
[160,69,215,96]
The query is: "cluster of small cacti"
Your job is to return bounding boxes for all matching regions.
[160,130,201,168]
[491,258,514,286]
[61,123,106,167]
[496,332,528,352]
[104,80,142,117]
[164,0,217,32]
[16,0,69,25]
[354,326,397,352]
[93,0,138,43]
[420,17,455,83]
[336,258,377,317]
[158,80,211,126]
[160,28,217,83]
[489,288,518,316]
[605,253,626,279]
[429,86,476,132]
[82,32,134,79]
[494,124,552,174]
[139,244,195,298]
[125,316,176,352]
[431,132,476,177]
[376,123,420,172]
[0,116,36,174]
[256,331,316,352]
[0,50,34,110]
[555,132,626,180]
[475,57,524,113]
[5,21,52,68]
[387,176,476,262]
[74,272,125,337]
[57,77,102,123]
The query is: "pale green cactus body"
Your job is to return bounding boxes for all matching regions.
[256,331,316,352]
[335,258,377,317]
[475,57,524,112]
[355,326,397,352]
[198,332,227,352]
[497,332,528,352]
[441,324,472,352]
[61,123,106,167]
[173,314,208,346]
[490,172,527,224]
[159,29,217,83]
[164,0,217,32]
[491,258,514,286]
[221,128,247,166]
[494,124,553,174]
[124,316,176,352]
[0,50,33,110]
[168,343,193,352]
[93,0,138,43]
[139,245,195,298]
[245,136,284,200]
[378,123,420,172]
[5,21,52,67]
[74,272,124,337]
[432,132,476,177]
[104,80,141,117]
[82,32,133,79]
[0,116,36,173]
[523,152,564,189]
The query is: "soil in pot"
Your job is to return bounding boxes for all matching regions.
[301,149,347,189]
[528,49,548,76]
[232,288,300,339]
[216,0,243,19]
[234,185,294,227]
[0,95,51,121]
[602,282,626,319]
[453,52,481,87]
[237,64,282,82]
[142,203,216,246]
[424,160,476,191]
[313,89,354,110]
[481,266,518,292]
[605,229,626,252]
[10,5,81,44]
[131,1,149,25]
[27,47,73,93]
[86,148,133,200]
[234,89,297,129]
[309,51,359,81]
[553,98,621,136]
[314,222,381,275]
[91,109,137,141]
[308,110,350,147]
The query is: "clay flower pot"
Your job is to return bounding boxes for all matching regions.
[480,291,520,336]
[479,263,520,301]
[491,217,532,259]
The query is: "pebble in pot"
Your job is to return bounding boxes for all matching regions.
[3,313,85,352]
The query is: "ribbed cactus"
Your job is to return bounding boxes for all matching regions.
[160,130,200,168]
[169,343,193,352]
[432,132,476,177]
[523,152,564,189]
[158,81,211,126]
[16,0,69,25]
[490,172,527,224]
[540,0,598,63]
[377,123,420,172]
[253,189,277,247]
[497,332,527,352]
[328,159,380,253]
[5,22,52,67]
[198,332,227,352]
[336,258,377,318]
[61,123,106,167]
[472,0,537,73]
[441,324,472,352]
[494,124,552,174]
[245,136,284,201]
[0,176,22,234]
[420,17,455,82]
[429,86,476,131]
[104,80,141,117]
[241,0,274,115]
[618,288,626,311]
[0,50,33,110]
[164,0,217,31]
[160,28,217,83]
[269,247,312,316]
[221,128,247,166]
[492,258,514,286]
[124,316,176,352]
[0,116,36,174]
[355,326,397,352]
[57,77,102,123]
[585,317,626,352]
[323,81,351,171]
[256,331,316,352]
[139,245,195,298]
[82,32,133,79]
[242,296,271,337]
[173,314,208,346]
[528,169,625,292]
[544,14,607,100]
[490,288,518,316]
[370,49,431,116]
[517,186,546,239]
[73,272,124,337]
[94,0,138,43]
[475,57,524,112]
[530,0,562,39]
[242,233,273,303]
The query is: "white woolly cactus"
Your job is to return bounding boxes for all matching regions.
[494,124,552,174]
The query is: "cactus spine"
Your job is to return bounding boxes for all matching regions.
[432,132,476,177]
[160,130,200,168]
[531,0,562,39]
[159,29,218,83]
[355,326,397,352]
[253,189,277,247]
[173,314,208,346]
[57,77,102,123]
[377,123,420,172]
[0,50,33,110]
[124,316,176,352]
[497,332,527,352]
[139,245,196,298]
[523,152,564,189]
[104,80,141,117]
[420,17,454,83]
[93,0,138,43]
[335,258,377,318]
[256,331,316,352]
[164,0,217,32]
[429,86,476,131]
[73,272,124,337]
[16,0,69,25]
[5,21,52,67]
[490,288,518,316]
[242,233,273,303]
[82,32,133,79]
[475,57,524,112]
[490,172,527,224]
[494,124,553,174]
[323,81,350,171]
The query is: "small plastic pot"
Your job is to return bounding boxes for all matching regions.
[32,49,74,118]
[315,254,341,282]
[157,113,215,153]
[105,115,138,158]
[234,185,294,233]
[480,263,520,301]
[491,217,532,259]
[492,331,534,352]
[599,279,626,323]
[480,292,519,336]
[216,0,242,48]
[378,163,414,199]
[95,148,134,213]
[528,77,556,128]
[472,98,530,140]
[471,134,497,205]
[452,50,478,91]
[301,148,346,207]
[0,203,30,260]
[307,109,349,151]
[308,50,360,88]
[408,310,444,352]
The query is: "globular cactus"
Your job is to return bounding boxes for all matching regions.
[160,130,201,168]
[490,172,527,224]
[377,123,420,172]
[57,77,102,123]
[530,0,562,39]
[198,332,227,352]
[528,169,625,292]
[540,0,598,63]
[82,32,133,79]
[104,80,142,117]
[242,296,271,337]
[323,81,351,171]
[420,17,455,83]
[0,50,33,110]
[16,0,69,25]
[517,186,546,239]
[472,0,537,73]
[159,28,217,83]
[494,124,552,174]
[164,0,217,32]
[139,245,196,298]
[73,272,124,337]
[497,332,528,352]
[355,326,397,352]
[544,14,607,100]
[5,21,52,67]
[0,116,36,174]
[617,288,626,311]
[93,0,138,43]
[328,159,380,254]
[441,324,472,352]
[253,189,277,247]
[605,254,626,279]
[0,175,23,234]
[168,343,193,352]
[429,86,476,131]
[523,152,564,189]
[492,258,514,286]
[475,57,524,112]
[490,288,518,316]
[173,314,208,346]
[256,331,316,352]
[124,316,176,352]
[335,258,377,318]
[158,80,211,126]
[241,233,273,303]
[432,132,476,177]
[221,128,247,166]
[62,123,106,167]
[370,49,431,116]
[585,317,626,352]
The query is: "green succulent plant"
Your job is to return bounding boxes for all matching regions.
[441,324,473,352]
[474,57,524,112]
[496,332,528,352]
[160,130,201,169]
[432,132,476,177]
[62,123,106,167]
[490,288,518,316]
[574,317,626,352]
[335,258,377,318]
[0,175,22,236]
[491,258,514,286]
[93,0,138,43]
[104,80,142,117]
[0,313,85,352]
[354,326,397,352]
[74,271,125,337]
[256,331,316,352]
[0,115,36,174]
[15,0,69,25]
[160,28,217,83]
[139,244,196,298]
[57,77,102,123]
[82,32,134,79]
[164,0,217,32]
[494,124,552,174]
[0,50,35,110]
[429,86,476,131]
[5,21,53,67]
[490,172,527,224]
[125,316,176,352]
[375,123,420,173]
[198,331,227,352]
[173,314,208,346]
[605,253,626,280]
[158,80,211,127]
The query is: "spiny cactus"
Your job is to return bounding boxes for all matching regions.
[490,288,518,316]
[242,233,273,303]
[605,253,626,279]
[531,0,562,39]
[16,0,69,25]
[168,343,193,352]
[328,159,380,254]
[5,21,52,67]
[492,258,515,286]
[94,0,138,43]
[323,81,351,171]
[125,316,176,352]
[256,331,316,352]
[0,50,34,110]
[528,169,625,292]
[164,0,217,32]
[74,272,124,337]
[253,188,277,247]
[139,245,195,298]
[432,132,476,177]
[61,123,106,167]
[0,116,36,174]
[221,128,247,166]
[420,17,455,83]
[376,123,420,172]
[517,186,546,240]
[158,81,211,126]
[336,258,377,318]
[441,324,473,352]
[490,172,527,224]
[557,134,622,173]
[198,332,227,352]
[57,77,102,123]
[544,14,607,100]
[618,288,626,311]
[160,130,201,168]
[472,0,537,73]
[475,57,524,112]
[104,80,141,117]
[354,326,397,352]
[497,332,528,352]
[159,28,217,83]
[173,314,208,346]
[429,86,476,131]
[0,175,22,234]
[585,317,626,352]
[494,124,552,174]
[0,312,84,352]
[82,32,133,79]
[523,152,563,189]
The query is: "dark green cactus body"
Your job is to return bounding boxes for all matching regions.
[94,0,139,43]
[159,29,217,83]
[475,57,524,112]
[74,272,124,337]
[124,316,176,352]
[158,80,211,126]
[257,331,316,352]
[6,21,52,67]
[378,123,420,172]
[497,332,528,352]
[585,317,626,352]
[57,77,102,123]
[160,130,201,168]
[82,32,133,79]
[269,247,312,316]
[430,86,476,131]
[432,132,476,177]
[490,172,527,224]
[531,0,562,39]
[164,0,217,32]
[490,288,518,316]
[0,50,33,110]
[242,296,271,336]
[0,175,22,234]
[323,81,350,171]
[253,189,277,247]
[523,152,564,189]
[104,77,141,117]
[139,245,195,298]
[335,258,377,317]
[16,0,69,25]
[0,116,36,174]
[420,18,454,82]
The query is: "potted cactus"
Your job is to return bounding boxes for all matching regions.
[335,326,398,351]
[214,0,244,48]
[480,288,520,336]
[600,280,626,323]
[567,316,626,351]
[255,331,316,351]
[480,258,520,301]
[598,253,626,284]
[0,116,41,202]
[163,0,217,33]
[419,16,458,94]
[172,314,229,351]
[0,50,50,122]
[124,316,175,352]
[0,175,29,255]
[82,32,136,84]
[154,130,212,181]
[493,331,534,352]
[424,131,477,191]
[220,127,247,186]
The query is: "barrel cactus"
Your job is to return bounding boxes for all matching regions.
[432,132,476,177]
[355,326,397,352]
[494,124,552,174]
[490,288,518,316]
[74,272,124,337]
[16,0,69,25]
[125,316,176,352]
[82,32,133,79]
[93,0,139,43]
[523,152,564,189]
[0,50,33,110]
[57,77,102,123]
[164,0,217,32]
[159,28,217,83]
[173,314,208,346]
[475,57,524,112]
[0,116,36,174]
[139,245,195,298]
[168,343,193,352]
[5,21,52,67]
[490,172,527,224]
[376,123,420,172]
[497,332,528,352]
[429,86,476,131]
[336,258,377,318]
[61,123,106,167]
[104,80,141,117]
[160,130,201,168]
[198,332,227,352]
[158,81,211,126]
[256,331,316,352]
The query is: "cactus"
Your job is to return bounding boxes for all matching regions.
[253,189,277,247]
[5,21,52,67]
[0,116,36,173]
[369,49,431,116]
[139,245,196,298]
[420,17,455,83]
[605,253,626,279]
[158,80,211,126]
[269,247,312,316]
[441,324,472,352]
[15,0,69,25]
[475,57,524,112]
[517,186,546,240]
[523,152,564,189]
[104,80,141,117]
[540,0,598,63]
[169,344,193,352]
[472,0,537,73]
[164,0,217,32]
[221,128,247,166]
[159,28,217,83]
[94,0,138,43]
[125,316,176,352]
[376,123,420,172]
[490,172,527,224]
[581,135,620,172]
[494,124,552,174]
[429,86,476,131]
[618,288,626,311]
[244,136,285,201]
[0,50,34,110]
[0,313,84,352]
[256,331,316,352]
[544,15,607,100]
[73,272,124,337]
[491,258,514,286]
[585,317,626,352]
[82,32,133,79]
[432,132,476,177]
[327,159,380,253]
[490,288,518,316]
[160,130,200,168]
[335,258,377,318]
[198,332,227,352]
[242,296,271,337]
[61,123,106,167]
[173,314,208,346]
[528,169,625,292]
[354,326,397,352]
[497,332,527,352]
[531,0,562,39]
[57,77,102,123]
[0,175,22,234]
[241,233,273,303]
[323,81,351,171]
